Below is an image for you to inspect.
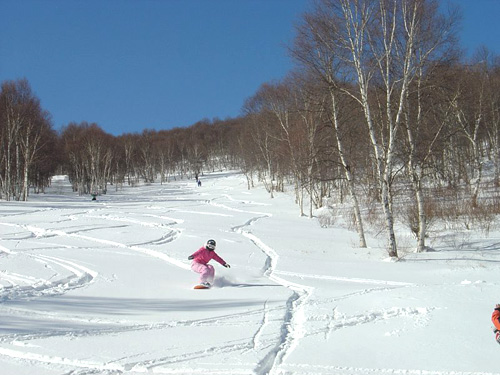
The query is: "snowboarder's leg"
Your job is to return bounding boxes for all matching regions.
[191,262,212,284]
[205,264,215,284]
[191,262,206,283]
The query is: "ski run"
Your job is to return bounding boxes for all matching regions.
[0,172,499,375]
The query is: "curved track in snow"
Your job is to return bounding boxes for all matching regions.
[233,218,313,375]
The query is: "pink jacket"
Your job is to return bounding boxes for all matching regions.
[190,247,226,266]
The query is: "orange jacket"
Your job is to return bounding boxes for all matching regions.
[492,308,500,330]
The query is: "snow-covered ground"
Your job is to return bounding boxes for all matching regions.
[0,172,499,375]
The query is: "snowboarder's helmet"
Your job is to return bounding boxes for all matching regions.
[206,239,216,250]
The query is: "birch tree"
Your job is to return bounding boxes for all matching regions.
[0,79,56,201]
[242,95,281,198]
[251,81,306,206]
[450,62,487,208]
[292,6,367,247]
[315,0,454,257]
[290,74,330,218]
[399,0,458,252]
[484,57,500,186]
[60,122,114,195]
[18,107,52,200]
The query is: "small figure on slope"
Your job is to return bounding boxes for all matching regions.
[492,304,500,344]
[188,239,230,289]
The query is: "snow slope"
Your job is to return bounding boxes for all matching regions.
[0,172,499,375]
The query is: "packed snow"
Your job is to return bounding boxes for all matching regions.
[0,172,499,375]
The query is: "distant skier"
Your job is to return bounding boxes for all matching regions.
[492,304,500,344]
[197,179,202,187]
[188,239,230,289]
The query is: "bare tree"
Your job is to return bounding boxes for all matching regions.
[399,0,459,252]
[449,61,488,207]
[483,54,500,186]
[243,93,282,198]
[19,108,53,200]
[60,122,114,195]
[0,79,57,200]
[292,7,368,246]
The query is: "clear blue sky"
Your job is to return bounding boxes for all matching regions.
[1,0,498,136]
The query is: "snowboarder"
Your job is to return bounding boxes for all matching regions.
[492,304,500,344]
[188,239,230,289]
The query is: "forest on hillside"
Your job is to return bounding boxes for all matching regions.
[1,0,499,258]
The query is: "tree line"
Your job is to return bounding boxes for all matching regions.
[1,0,499,258]
[241,0,500,257]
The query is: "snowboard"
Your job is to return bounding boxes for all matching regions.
[193,284,210,290]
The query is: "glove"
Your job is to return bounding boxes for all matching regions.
[188,255,194,260]
[223,263,231,268]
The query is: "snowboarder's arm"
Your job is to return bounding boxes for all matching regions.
[188,248,203,261]
[211,251,227,266]
[492,307,500,330]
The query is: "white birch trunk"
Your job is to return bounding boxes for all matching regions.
[330,91,367,248]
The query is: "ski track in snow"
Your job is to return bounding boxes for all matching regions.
[0,304,281,349]
[0,188,496,375]
[0,248,98,302]
[2,220,189,271]
[228,210,468,375]
[230,211,314,375]
[273,270,415,287]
